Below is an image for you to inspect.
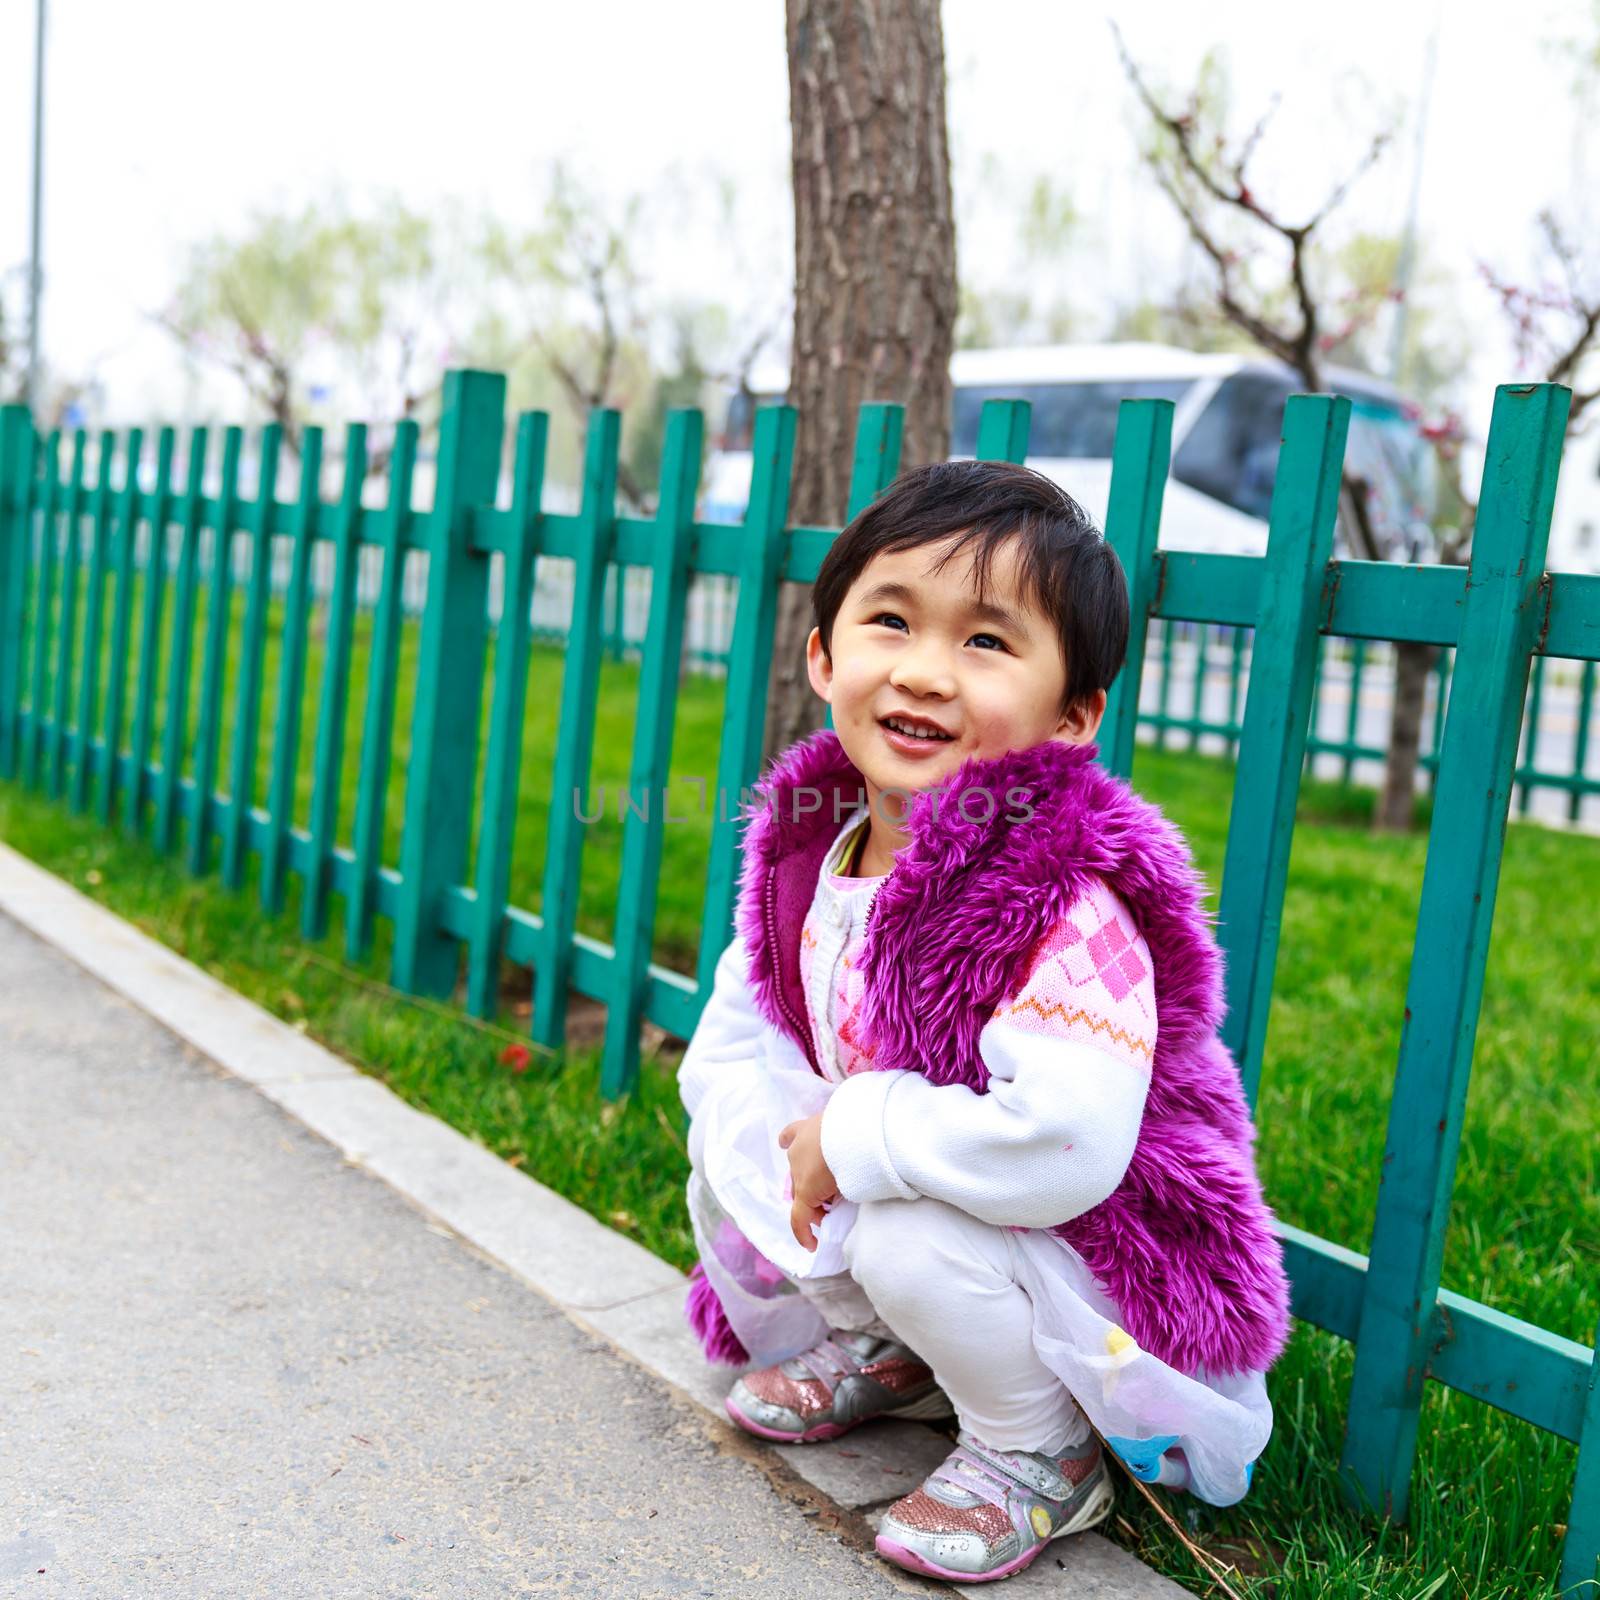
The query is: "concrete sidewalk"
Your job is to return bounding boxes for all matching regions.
[0,846,1187,1600]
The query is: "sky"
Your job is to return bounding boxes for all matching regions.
[0,0,1594,441]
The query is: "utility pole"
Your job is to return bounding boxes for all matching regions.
[1388,14,1440,387]
[26,0,47,414]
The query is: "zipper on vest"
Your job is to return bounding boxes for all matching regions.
[763,866,819,1074]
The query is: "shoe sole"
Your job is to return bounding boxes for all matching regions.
[724,1383,955,1445]
[875,1469,1115,1583]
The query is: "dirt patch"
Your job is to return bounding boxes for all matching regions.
[499,980,687,1065]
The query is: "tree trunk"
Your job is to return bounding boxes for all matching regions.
[1371,491,1471,833]
[1376,640,1436,830]
[1342,473,1438,835]
[763,0,958,770]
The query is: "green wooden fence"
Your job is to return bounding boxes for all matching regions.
[527,571,1600,819]
[1123,622,1600,817]
[253,465,1600,821]
[0,372,1595,1594]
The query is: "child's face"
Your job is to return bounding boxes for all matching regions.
[805,533,1105,812]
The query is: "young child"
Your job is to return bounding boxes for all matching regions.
[677,459,1291,1584]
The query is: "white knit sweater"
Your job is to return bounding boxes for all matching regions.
[678,805,1155,1255]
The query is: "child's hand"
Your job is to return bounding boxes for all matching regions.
[778,1113,838,1252]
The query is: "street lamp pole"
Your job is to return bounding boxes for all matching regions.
[26,0,47,415]
[1387,14,1440,389]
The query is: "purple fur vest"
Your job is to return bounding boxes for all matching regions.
[707,727,1292,1379]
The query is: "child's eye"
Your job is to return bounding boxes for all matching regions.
[970,633,1008,652]
[870,612,908,632]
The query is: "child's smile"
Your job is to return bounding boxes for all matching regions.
[806,532,1104,872]
[878,711,956,759]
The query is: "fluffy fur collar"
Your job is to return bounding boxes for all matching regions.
[723,726,1291,1377]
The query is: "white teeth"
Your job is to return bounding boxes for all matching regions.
[885,717,950,741]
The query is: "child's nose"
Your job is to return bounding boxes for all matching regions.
[888,641,957,699]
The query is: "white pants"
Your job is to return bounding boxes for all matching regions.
[789,1196,1091,1455]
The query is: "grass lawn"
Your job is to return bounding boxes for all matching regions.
[2,596,1595,1598]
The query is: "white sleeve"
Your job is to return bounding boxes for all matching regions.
[678,936,765,1172]
[818,1019,1150,1228]
[678,936,764,1117]
[677,933,856,1279]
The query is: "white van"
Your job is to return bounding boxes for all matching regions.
[703,342,1439,561]
[1551,424,1600,575]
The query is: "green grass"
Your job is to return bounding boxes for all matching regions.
[12,554,731,964]
[3,565,1596,1596]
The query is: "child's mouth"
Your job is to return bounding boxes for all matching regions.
[879,716,956,755]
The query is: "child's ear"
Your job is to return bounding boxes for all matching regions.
[1057,688,1107,746]
[805,627,833,703]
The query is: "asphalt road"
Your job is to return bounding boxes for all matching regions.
[0,912,927,1600]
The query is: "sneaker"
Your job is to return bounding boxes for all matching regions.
[723,1330,954,1444]
[874,1428,1114,1583]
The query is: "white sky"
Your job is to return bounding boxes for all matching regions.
[0,0,1594,439]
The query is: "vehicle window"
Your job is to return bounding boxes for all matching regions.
[719,389,783,452]
[1342,397,1438,559]
[951,379,1194,459]
[720,391,755,452]
[1171,373,1294,520]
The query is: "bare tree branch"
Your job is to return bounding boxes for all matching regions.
[1148,167,1299,369]
[1478,212,1600,425]
[1112,22,1393,402]
[1114,23,1406,562]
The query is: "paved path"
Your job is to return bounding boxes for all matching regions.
[0,913,925,1599]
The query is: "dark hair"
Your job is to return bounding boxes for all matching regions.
[811,459,1130,712]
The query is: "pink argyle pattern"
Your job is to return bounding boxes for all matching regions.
[832,944,877,1077]
[802,877,1153,1084]
[800,908,879,1082]
[992,877,1157,1074]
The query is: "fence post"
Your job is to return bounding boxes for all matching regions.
[345,422,416,960]
[100,428,145,825]
[1342,638,1366,784]
[1155,620,1176,748]
[974,398,1031,464]
[530,409,618,1049]
[261,427,323,913]
[600,409,702,1099]
[1570,659,1594,823]
[154,428,209,854]
[1518,652,1546,814]
[302,423,367,942]
[844,400,908,518]
[1100,399,1172,781]
[1340,381,1568,1526]
[391,369,505,997]
[220,426,280,885]
[124,427,175,832]
[696,403,800,993]
[70,432,116,814]
[1216,394,1350,1108]
[1560,1313,1600,1597]
[187,428,242,875]
[23,431,60,790]
[48,432,87,799]
[608,560,625,659]
[1226,625,1246,756]
[1426,645,1452,793]
[1186,626,1207,748]
[465,412,547,1017]
[0,406,36,781]
[823,402,904,735]
[1304,633,1326,774]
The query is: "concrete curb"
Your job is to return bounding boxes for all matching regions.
[0,841,1189,1598]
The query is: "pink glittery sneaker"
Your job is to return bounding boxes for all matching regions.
[874,1428,1114,1582]
[724,1330,955,1444]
